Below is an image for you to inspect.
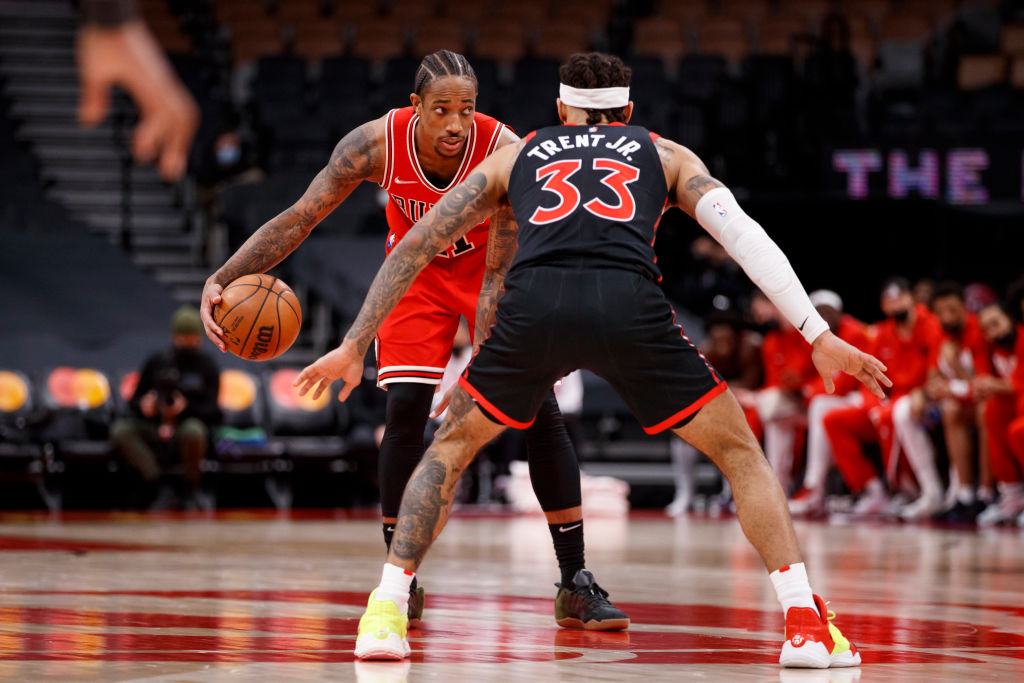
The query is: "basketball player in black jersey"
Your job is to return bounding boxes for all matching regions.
[298,53,891,666]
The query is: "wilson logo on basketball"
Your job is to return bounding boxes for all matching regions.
[247,326,275,360]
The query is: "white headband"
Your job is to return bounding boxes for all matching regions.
[558,83,630,109]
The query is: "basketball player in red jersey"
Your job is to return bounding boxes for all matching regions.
[200,51,628,632]
[296,52,889,666]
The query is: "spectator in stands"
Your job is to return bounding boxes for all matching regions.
[677,236,752,317]
[110,307,220,509]
[825,278,943,517]
[803,12,862,142]
[789,290,872,516]
[975,302,1024,526]
[891,282,987,521]
[913,278,935,308]
[195,118,265,264]
[754,293,817,495]
[76,0,198,180]
[667,309,763,515]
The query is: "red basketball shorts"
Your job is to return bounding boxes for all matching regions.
[375,249,485,387]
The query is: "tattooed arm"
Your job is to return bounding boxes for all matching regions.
[474,206,519,351]
[293,143,521,403]
[200,119,385,347]
[654,137,725,215]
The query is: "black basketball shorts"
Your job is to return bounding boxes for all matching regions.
[459,265,727,433]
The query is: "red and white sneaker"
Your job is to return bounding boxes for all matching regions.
[788,488,825,517]
[780,594,862,668]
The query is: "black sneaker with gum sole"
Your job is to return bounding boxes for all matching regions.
[554,569,630,631]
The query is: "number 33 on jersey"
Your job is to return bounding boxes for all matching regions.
[507,123,669,281]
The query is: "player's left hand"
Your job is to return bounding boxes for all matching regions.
[294,340,363,402]
[430,384,456,418]
[811,331,892,399]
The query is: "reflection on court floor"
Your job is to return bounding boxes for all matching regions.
[0,510,1020,681]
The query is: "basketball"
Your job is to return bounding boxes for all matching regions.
[214,274,302,361]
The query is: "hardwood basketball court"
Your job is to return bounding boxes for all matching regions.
[0,509,1020,681]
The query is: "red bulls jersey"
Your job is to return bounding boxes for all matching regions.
[379,107,507,259]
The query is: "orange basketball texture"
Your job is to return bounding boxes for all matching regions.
[214,274,302,361]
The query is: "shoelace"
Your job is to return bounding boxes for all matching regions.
[577,582,612,605]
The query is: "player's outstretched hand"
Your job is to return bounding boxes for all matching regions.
[77,21,198,181]
[294,340,364,402]
[811,331,892,399]
[430,384,455,418]
[200,280,227,352]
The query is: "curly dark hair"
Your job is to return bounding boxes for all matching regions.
[558,52,632,125]
[413,50,477,96]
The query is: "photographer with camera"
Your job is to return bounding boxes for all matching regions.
[110,307,221,509]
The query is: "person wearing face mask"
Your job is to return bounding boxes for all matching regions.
[974,302,1024,526]
[109,306,221,509]
[824,278,944,517]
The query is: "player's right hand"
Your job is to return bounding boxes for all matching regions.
[200,280,227,352]
[811,331,892,400]
[77,21,198,181]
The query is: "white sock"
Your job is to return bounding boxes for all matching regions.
[770,562,816,614]
[375,562,414,614]
[956,485,975,505]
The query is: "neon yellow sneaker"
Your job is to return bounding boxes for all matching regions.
[354,589,410,660]
[824,600,861,668]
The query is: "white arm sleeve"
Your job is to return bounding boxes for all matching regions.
[695,187,828,344]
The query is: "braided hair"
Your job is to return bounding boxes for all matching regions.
[413,50,478,96]
[558,53,632,125]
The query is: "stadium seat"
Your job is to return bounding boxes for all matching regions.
[411,20,468,57]
[880,14,933,47]
[38,366,116,446]
[659,1,712,31]
[676,55,728,103]
[757,15,809,56]
[473,24,528,64]
[719,0,771,23]
[388,0,441,25]
[0,369,38,454]
[1012,56,1024,89]
[533,23,593,61]
[632,18,687,67]
[264,367,348,459]
[350,18,408,63]
[694,16,751,65]
[855,0,892,29]
[957,54,1008,91]
[1001,23,1024,57]
[292,22,345,62]
[276,0,322,23]
[783,0,832,27]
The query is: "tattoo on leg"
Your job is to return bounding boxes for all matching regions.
[437,387,476,439]
[391,457,450,565]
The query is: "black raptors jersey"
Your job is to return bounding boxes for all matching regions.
[507,122,668,280]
